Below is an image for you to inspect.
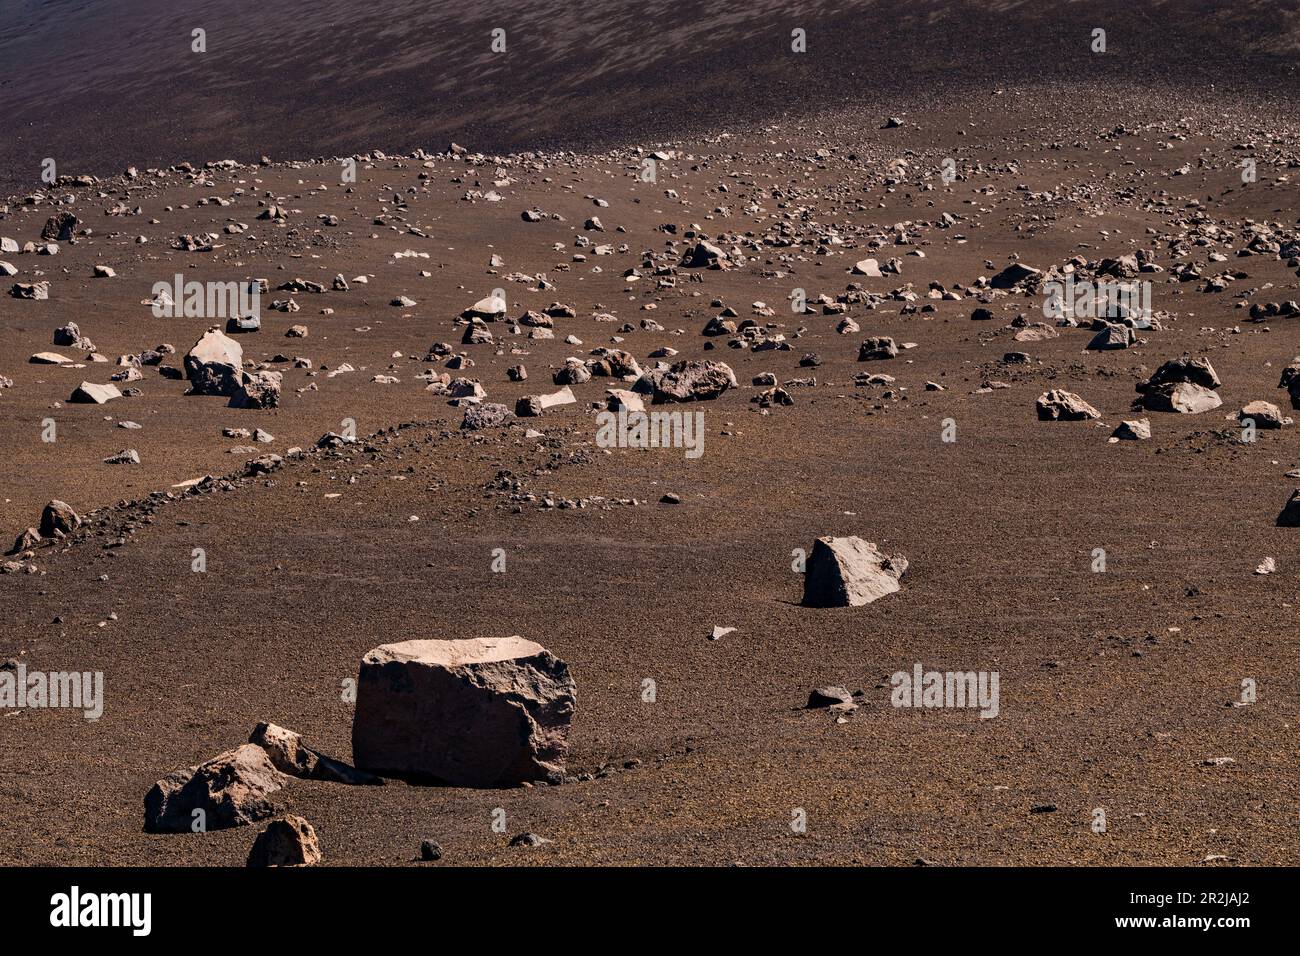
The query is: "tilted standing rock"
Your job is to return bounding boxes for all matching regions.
[9,527,41,554]
[39,500,80,537]
[802,536,909,607]
[1087,324,1134,351]
[249,721,382,785]
[1277,490,1300,527]
[352,637,576,787]
[680,240,726,268]
[605,388,645,412]
[990,262,1041,289]
[1112,419,1151,440]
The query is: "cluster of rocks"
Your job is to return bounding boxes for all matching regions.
[1135,357,1222,414]
[143,720,383,834]
[143,636,577,861]
[185,328,282,409]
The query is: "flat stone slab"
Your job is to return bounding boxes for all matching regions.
[70,381,121,404]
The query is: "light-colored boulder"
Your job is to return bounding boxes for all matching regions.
[605,388,645,412]
[184,328,244,396]
[635,360,737,403]
[70,381,121,404]
[461,402,510,430]
[1036,389,1100,421]
[1239,401,1288,429]
[246,815,321,867]
[249,721,382,785]
[143,744,288,832]
[515,386,576,417]
[1112,419,1151,440]
[11,281,50,300]
[462,294,507,319]
[802,536,909,607]
[230,370,282,409]
[352,636,576,787]
[1142,382,1221,414]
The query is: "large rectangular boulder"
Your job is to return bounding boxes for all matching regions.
[352,636,576,787]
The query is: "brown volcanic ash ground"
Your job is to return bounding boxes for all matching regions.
[1,80,1299,862]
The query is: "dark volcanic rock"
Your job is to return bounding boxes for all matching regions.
[41,212,78,242]
[990,262,1041,289]
[39,500,80,537]
[230,370,282,409]
[1137,356,1220,393]
[1277,489,1300,527]
[857,337,898,361]
[636,360,737,403]
[461,402,511,430]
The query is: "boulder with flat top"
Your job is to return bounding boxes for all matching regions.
[352,636,576,787]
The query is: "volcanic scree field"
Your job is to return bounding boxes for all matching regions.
[0,12,1297,869]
